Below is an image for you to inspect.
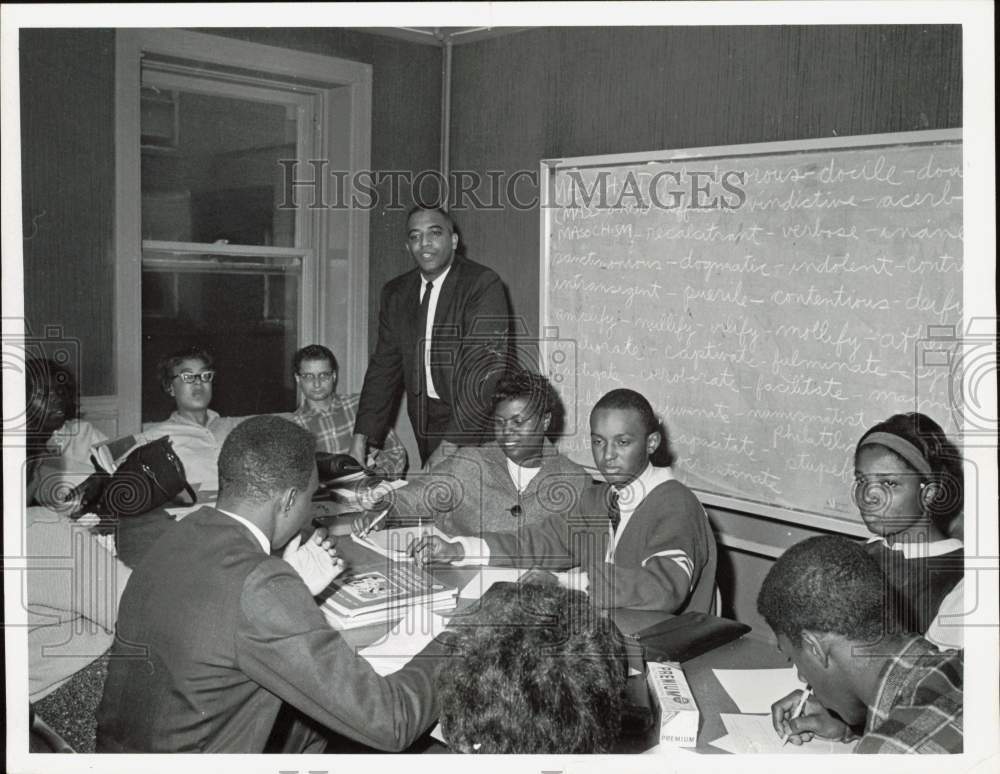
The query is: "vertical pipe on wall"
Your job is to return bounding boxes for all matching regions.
[440,36,453,206]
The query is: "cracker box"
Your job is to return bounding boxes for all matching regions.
[646,660,700,748]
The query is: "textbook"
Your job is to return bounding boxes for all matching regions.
[319,562,457,629]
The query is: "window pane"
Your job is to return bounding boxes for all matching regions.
[141,264,299,421]
[140,87,297,247]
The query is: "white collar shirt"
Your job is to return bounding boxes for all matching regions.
[421,262,453,400]
[606,463,675,561]
[866,535,963,560]
[215,507,271,554]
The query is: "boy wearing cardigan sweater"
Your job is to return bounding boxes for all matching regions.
[409,389,717,614]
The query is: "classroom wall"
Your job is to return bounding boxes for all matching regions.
[19,28,441,397]
[203,29,443,354]
[20,29,117,396]
[449,25,962,631]
[449,25,962,341]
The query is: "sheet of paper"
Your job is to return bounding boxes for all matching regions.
[329,478,407,508]
[713,714,857,754]
[358,602,449,676]
[713,666,801,714]
[351,522,447,562]
[457,567,527,600]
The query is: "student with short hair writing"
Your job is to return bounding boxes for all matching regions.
[758,535,963,754]
[407,388,717,613]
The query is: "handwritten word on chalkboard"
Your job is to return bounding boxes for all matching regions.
[541,131,962,528]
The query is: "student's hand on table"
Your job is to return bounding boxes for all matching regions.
[410,535,464,565]
[771,690,853,745]
[351,511,388,537]
[282,527,346,595]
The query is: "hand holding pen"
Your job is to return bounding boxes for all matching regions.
[780,688,811,746]
[770,687,852,746]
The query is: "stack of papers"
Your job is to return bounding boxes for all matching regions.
[710,667,858,753]
[320,561,456,630]
[711,714,857,754]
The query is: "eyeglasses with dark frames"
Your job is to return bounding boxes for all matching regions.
[173,371,215,384]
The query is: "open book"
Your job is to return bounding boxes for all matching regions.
[89,434,143,474]
[351,523,449,562]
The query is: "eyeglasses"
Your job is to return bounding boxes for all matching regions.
[173,371,215,384]
[297,371,335,383]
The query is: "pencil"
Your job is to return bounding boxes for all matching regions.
[780,687,811,746]
[359,509,387,538]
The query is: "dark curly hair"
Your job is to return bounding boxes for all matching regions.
[156,345,214,393]
[757,536,891,648]
[855,412,964,531]
[436,582,627,754]
[491,368,558,417]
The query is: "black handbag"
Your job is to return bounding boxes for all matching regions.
[315,452,368,483]
[71,436,197,519]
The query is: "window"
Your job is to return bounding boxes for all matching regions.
[115,30,372,432]
[139,66,314,419]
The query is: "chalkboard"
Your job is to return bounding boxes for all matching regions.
[540,130,963,533]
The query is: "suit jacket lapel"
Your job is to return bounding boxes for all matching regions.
[433,258,461,332]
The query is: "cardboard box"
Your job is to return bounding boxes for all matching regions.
[646,661,700,748]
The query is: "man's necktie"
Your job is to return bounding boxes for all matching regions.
[607,487,621,534]
[416,280,433,391]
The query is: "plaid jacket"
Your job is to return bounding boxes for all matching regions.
[293,394,407,479]
[857,636,963,753]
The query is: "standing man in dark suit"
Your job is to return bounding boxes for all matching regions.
[96,416,441,752]
[350,206,510,468]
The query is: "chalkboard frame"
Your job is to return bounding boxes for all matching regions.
[539,129,962,536]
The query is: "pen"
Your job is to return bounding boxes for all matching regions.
[781,687,811,746]
[359,509,387,538]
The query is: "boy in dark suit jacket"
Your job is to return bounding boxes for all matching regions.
[97,416,441,752]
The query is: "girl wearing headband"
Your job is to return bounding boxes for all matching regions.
[853,412,964,636]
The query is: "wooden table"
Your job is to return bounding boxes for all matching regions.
[680,633,790,752]
[315,517,792,754]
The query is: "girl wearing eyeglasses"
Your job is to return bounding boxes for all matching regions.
[139,346,247,495]
[353,369,590,536]
[853,412,964,637]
